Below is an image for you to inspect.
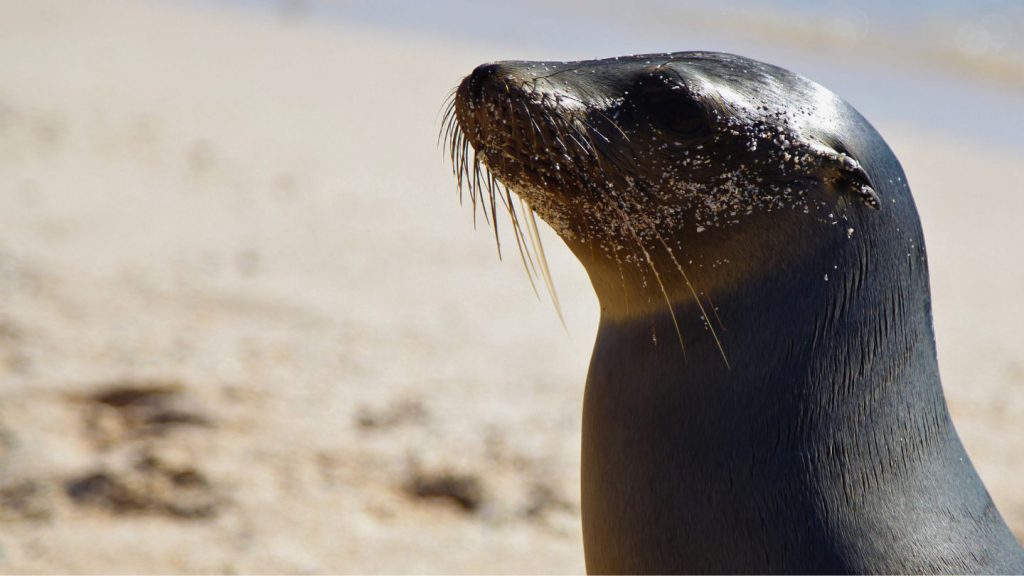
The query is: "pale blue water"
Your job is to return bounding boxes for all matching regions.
[173,0,1024,151]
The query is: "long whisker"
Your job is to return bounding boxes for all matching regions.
[437,87,457,119]
[447,125,466,206]
[607,201,687,357]
[705,292,726,333]
[444,84,563,324]
[498,178,541,282]
[480,158,500,258]
[437,91,457,149]
[561,112,635,318]
[497,181,541,298]
[522,199,566,329]
[453,130,465,190]
[472,152,496,241]
[650,229,730,369]
[460,136,479,228]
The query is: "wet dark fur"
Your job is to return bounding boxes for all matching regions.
[447,52,1024,574]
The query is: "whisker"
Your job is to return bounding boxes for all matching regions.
[474,154,500,258]
[453,130,465,188]
[442,113,458,159]
[459,136,478,228]
[589,108,631,143]
[443,85,563,325]
[436,87,457,119]
[523,199,567,329]
[503,184,541,281]
[488,175,500,254]
[437,93,457,149]
[705,292,727,333]
[445,121,465,205]
[608,201,686,358]
[650,229,730,369]
[561,126,592,158]
[497,179,541,298]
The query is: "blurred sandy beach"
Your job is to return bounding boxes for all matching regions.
[0,0,1022,572]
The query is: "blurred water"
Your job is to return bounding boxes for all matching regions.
[176,0,1024,151]
[721,0,1024,59]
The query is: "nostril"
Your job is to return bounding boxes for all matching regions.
[466,63,501,104]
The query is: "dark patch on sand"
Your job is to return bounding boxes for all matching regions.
[405,469,484,513]
[65,447,222,519]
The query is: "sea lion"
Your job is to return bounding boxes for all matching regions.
[443,52,1024,574]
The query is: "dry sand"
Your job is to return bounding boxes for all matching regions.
[0,0,1021,573]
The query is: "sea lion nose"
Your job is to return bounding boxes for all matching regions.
[465,63,501,104]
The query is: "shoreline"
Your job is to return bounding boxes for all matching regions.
[170,0,1024,151]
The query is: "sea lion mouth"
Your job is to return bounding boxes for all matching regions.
[442,62,614,324]
[449,62,601,232]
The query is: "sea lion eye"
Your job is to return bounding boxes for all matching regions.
[635,75,708,135]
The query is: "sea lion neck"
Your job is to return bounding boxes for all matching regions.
[580,200,1020,572]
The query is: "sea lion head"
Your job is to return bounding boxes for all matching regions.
[446,52,908,324]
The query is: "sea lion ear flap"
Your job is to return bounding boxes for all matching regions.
[834,153,881,210]
[808,141,882,210]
